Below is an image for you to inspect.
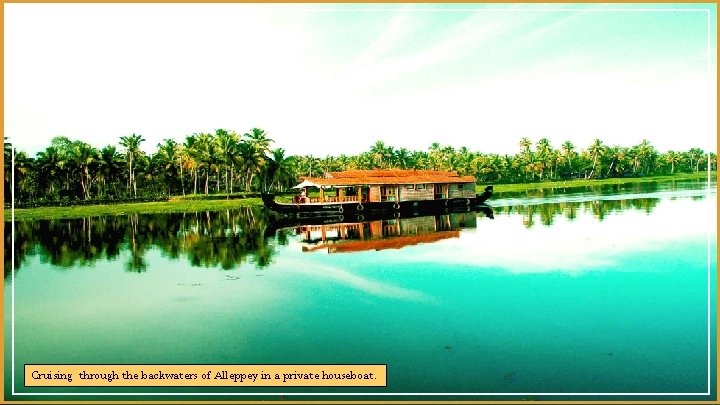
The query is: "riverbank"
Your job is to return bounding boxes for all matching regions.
[5,197,261,221]
[488,171,715,193]
[5,171,715,221]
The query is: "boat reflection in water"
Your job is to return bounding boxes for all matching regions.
[270,205,493,254]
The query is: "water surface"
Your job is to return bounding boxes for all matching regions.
[4,179,717,400]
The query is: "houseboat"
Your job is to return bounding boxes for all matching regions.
[262,169,493,217]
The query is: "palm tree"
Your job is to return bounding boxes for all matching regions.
[194,132,216,195]
[604,146,628,178]
[268,148,296,192]
[535,138,552,179]
[636,139,656,175]
[183,134,201,195]
[560,141,576,177]
[394,147,412,170]
[519,137,532,158]
[245,128,273,153]
[237,141,263,191]
[665,150,680,174]
[6,149,32,203]
[119,133,145,197]
[70,141,99,200]
[156,139,180,196]
[369,141,393,169]
[35,146,65,197]
[628,148,642,176]
[98,145,124,198]
[685,148,704,172]
[3,142,12,199]
[215,129,240,194]
[244,128,273,190]
[587,139,604,178]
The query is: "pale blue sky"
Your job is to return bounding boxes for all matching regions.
[4,3,717,157]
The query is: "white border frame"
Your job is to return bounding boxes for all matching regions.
[6,4,717,399]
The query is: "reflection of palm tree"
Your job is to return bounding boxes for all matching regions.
[125,251,147,273]
[564,202,579,221]
[126,213,147,272]
[522,205,535,228]
[538,203,555,226]
[253,243,275,268]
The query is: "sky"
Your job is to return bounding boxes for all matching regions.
[4,3,717,158]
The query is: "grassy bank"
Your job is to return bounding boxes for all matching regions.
[5,171,715,221]
[5,197,262,221]
[486,171,716,193]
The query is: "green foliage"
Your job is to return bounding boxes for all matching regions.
[4,131,717,210]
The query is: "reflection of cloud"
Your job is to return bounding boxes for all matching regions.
[281,258,428,301]
[403,196,716,274]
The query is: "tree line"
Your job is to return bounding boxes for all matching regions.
[3,130,717,205]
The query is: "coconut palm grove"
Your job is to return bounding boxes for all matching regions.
[3,129,717,206]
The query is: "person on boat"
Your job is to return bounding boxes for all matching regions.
[300,188,307,203]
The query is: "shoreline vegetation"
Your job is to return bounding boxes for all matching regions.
[3,130,717,220]
[5,171,714,221]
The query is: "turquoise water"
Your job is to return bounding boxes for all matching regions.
[4,180,717,400]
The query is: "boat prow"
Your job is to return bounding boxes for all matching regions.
[476,185,493,204]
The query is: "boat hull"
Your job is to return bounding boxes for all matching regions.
[261,186,493,217]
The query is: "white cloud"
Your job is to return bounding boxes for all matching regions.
[4,5,716,158]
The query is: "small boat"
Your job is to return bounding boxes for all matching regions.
[262,169,493,217]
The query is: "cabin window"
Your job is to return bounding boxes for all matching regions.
[406,184,415,190]
[416,184,426,190]
[457,184,464,190]
[380,186,398,202]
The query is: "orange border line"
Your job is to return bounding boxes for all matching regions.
[1,1,717,404]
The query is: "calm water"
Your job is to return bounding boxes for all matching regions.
[4,179,717,401]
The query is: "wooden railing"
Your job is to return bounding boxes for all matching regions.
[299,196,360,203]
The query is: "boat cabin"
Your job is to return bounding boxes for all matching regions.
[292,169,477,204]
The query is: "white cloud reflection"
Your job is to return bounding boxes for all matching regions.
[278,258,429,301]
[396,195,717,274]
